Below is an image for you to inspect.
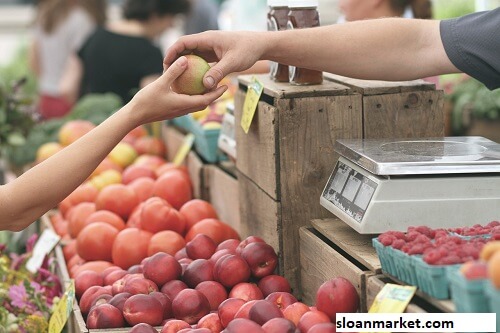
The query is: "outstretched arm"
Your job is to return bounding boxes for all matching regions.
[164,18,459,89]
[0,56,227,231]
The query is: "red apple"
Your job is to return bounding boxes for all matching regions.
[241,242,278,278]
[195,281,228,311]
[224,318,265,333]
[123,294,164,326]
[182,259,214,288]
[218,298,246,328]
[151,291,173,319]
[86,303,124,329]
[249,299,284,325]
[123,278,159,295]
[186,234,217,260]
[128,265,143,274]
[217,239,240,253]
[258,275,291,297]
[80,286,112,315]
[283,302,310,325]
[143,252,182,287]
[160,319,191,333]
[104,269,128,286]
[108,292,132,312]
[214,255,251,288]
[175,248,189,260]
[262,317,300,333]
[161,280,188,301]
[234,300,259,320]
[197,312,223,332]
[297,310,330,333]
[129,323,159,333]
[315,277,359,321]
[172,289,211,324]
[75,270,103,299]
[265,292,297,311]
[236,236,266,255]
[229,283,264,302]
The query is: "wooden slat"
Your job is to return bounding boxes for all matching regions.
[238,74,350,99]
[366,275,427,313]
[324,73,435,95]
[278,94,363,292]
[238,173,281,261]
[299,227,370,310]
[162,124,187,162]
[363,90,445,139]
[235,92,280,200]
[311,218,382,273]
[206,165,241,234]
[186,151,205,199]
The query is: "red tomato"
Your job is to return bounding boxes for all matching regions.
[185,218,238,245]
[127,177,155,203]
[67,202,96,238]
[140,197,186,235]
[112,228,153,269]
[77,222,119,261]
[95,184,139,220]
[179,199,219,231]
[85,210,126,231]
[148,230,186,257]
[153,172,192,210]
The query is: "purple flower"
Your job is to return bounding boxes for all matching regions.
[26,234,38,253]
[9,283,29,309]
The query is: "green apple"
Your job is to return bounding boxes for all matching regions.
[172,55,211,95]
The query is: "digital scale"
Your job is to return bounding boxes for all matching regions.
[320,137,500,234]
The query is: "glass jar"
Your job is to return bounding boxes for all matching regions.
[267,0,290,82]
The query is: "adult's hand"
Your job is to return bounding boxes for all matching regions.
[164,31,267,90]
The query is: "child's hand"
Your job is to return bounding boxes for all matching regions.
[130,56,228,125]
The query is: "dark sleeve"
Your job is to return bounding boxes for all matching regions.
[139,45,164,78]
[440,8,500,90]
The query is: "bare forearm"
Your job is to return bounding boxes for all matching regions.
[264,18,459,81]
[0,103,140,231]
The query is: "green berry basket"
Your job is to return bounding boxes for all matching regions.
[413,257,459,299]
[372,239,397,277]
[485,281,500,314]
[448,267,490,312]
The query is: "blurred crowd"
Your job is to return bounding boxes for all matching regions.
[28,0,432,120]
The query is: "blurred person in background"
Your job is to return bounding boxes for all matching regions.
[29,0,106,119]
[61,0,190,105]
[184,0,219,35]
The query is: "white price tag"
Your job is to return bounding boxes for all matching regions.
[26,229,61,273]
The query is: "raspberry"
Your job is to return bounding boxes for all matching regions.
[423,250,442,265]
[392,239,405,250]
[439,255,462,265]
[406,231,421,242]
[416,226,433,238]
[487,221,500,228]
[407,243,426,255]
[378,234,396,246]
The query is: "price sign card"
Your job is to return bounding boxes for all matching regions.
[26,228,60,273]
[173,133,195,166]
[241,77,264,134]
[49,280,75,333]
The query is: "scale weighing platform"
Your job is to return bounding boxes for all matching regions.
[320,137,500,234]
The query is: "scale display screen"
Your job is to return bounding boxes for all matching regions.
[322,160,378,223]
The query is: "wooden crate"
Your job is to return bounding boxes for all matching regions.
[299,227,373,311]
[235,74,445,293]
[204,163,241,234]
[324,73,445,139]
[235,74,362,293]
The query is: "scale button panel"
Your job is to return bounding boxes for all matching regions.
[322,160,378,223]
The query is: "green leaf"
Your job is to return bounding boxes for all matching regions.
[7,132,26,146]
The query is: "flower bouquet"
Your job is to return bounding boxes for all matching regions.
[0,234,63,333]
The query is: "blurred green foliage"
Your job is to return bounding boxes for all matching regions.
[433,0,475,19]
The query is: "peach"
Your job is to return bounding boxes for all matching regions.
[187,329,211,333]
[172,289,211,324]
[161,280,188,301]
[123,278,159,295]
[229,283,264,302]
[108,292,132,312]
[104,269,128,286]
[210,249,234,265]
[217,239,240,253]
[75,270,103,299]
[59,120,95,146]
[236,236,266,255]
[258,275,291,297]
[297,310,331,333]
[315,278,359,321]
[182,259,214,288]
[262,318,299,333]
[151,291,173,319]
[234,300,259,320]
[134,154,166,170]
[218,298,246,328]
[175,248,190,260]
[101,266,122,279]
[214,255,251,288]
[186,234,217,260]
[130,323,159,333]
[195,281,228,311]
[224,318,265,333]
[283,302,310,325]
[86,303,124,329]
[179,199,219,231]
[160,319,191,333]
[128,265,144,274]
[90,293,113,309]
[249,300,284,325]
[308,323,337,333]
[141,197,186,234]
[143,252,182,287]
[80,286,112,315]
[241,242,278,278]
[197,312,223,333]
[123,294,164,326]
[128,177,156,202]
[148,230,186,257]
[265,292,297,311]
[122,165,156,184]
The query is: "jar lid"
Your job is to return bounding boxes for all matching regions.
[267,0,288,6]
[288,0,318,7]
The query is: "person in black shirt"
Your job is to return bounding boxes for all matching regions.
[61,0,190,104]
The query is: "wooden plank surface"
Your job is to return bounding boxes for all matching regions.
[278,94,363,293]
[162,124,186,162]
[366,275,428,313]
[238,173,281,265]
[363,90,445,139]
[324,73,435,95]
[186,151,205,199]
[235,91,280,200]
[206,165,241,234]
[299,227,370,309]
[238,74,350,99]
[311,218,382,273]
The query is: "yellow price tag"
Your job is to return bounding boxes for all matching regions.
[173,133,195,166]
[240,77,264,134]
[368,283,416,333]
[49,280,75,333]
